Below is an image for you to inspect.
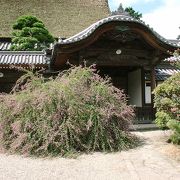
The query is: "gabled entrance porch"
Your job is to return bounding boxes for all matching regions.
[50,15,178,123]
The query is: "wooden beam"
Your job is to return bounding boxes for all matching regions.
[83,48,151,58]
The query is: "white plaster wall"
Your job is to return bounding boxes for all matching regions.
[145,85,151,104]
[128,69,142,107]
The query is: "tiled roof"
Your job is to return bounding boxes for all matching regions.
[168,39,180,44]
[0,51,49,69]
[156,68,180,80]
[0,41,11,51]
[0,40,55,51]
[165,55,180,62]
[58,15,180,48]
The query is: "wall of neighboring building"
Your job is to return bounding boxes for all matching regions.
[0,69,24,93]
[128,69,142,107]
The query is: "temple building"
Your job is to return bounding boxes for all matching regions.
[0,1,180,123]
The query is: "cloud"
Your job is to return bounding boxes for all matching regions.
[143,0,180,39]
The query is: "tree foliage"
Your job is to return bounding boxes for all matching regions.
[11,15,55,51]
[177,34,180,40]
[177,27,180,40]
[154,49,180,144]
[167,49,180,68]
[153,73,180,144]
[125,7,142,20]
[111,4,142,20]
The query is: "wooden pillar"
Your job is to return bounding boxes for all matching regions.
[150,66,156,91]
[150,66,156,119]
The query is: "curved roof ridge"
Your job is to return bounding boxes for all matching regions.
[58,15,134,42]
[57,15,180,48]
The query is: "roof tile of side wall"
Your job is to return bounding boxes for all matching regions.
[0,51,48,69]
[0,0,110,38]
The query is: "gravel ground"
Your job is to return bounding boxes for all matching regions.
[0,130,180,180]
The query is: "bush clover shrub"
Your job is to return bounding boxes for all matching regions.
[0,66,138,156]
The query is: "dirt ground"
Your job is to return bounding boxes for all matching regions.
[0,130,180,180]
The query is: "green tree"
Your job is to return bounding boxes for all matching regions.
[168,49,180,68]
[153,49,180,144]
[111,4,142,20]
[153,73,180,144]
[11,15,55,51]
[177,27,180,40]
[125,7,142,20]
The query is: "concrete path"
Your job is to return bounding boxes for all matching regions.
[0,130,179,180]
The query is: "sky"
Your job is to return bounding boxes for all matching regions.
[108,0,180,39]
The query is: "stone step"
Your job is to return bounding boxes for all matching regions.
[130,123,159,131]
